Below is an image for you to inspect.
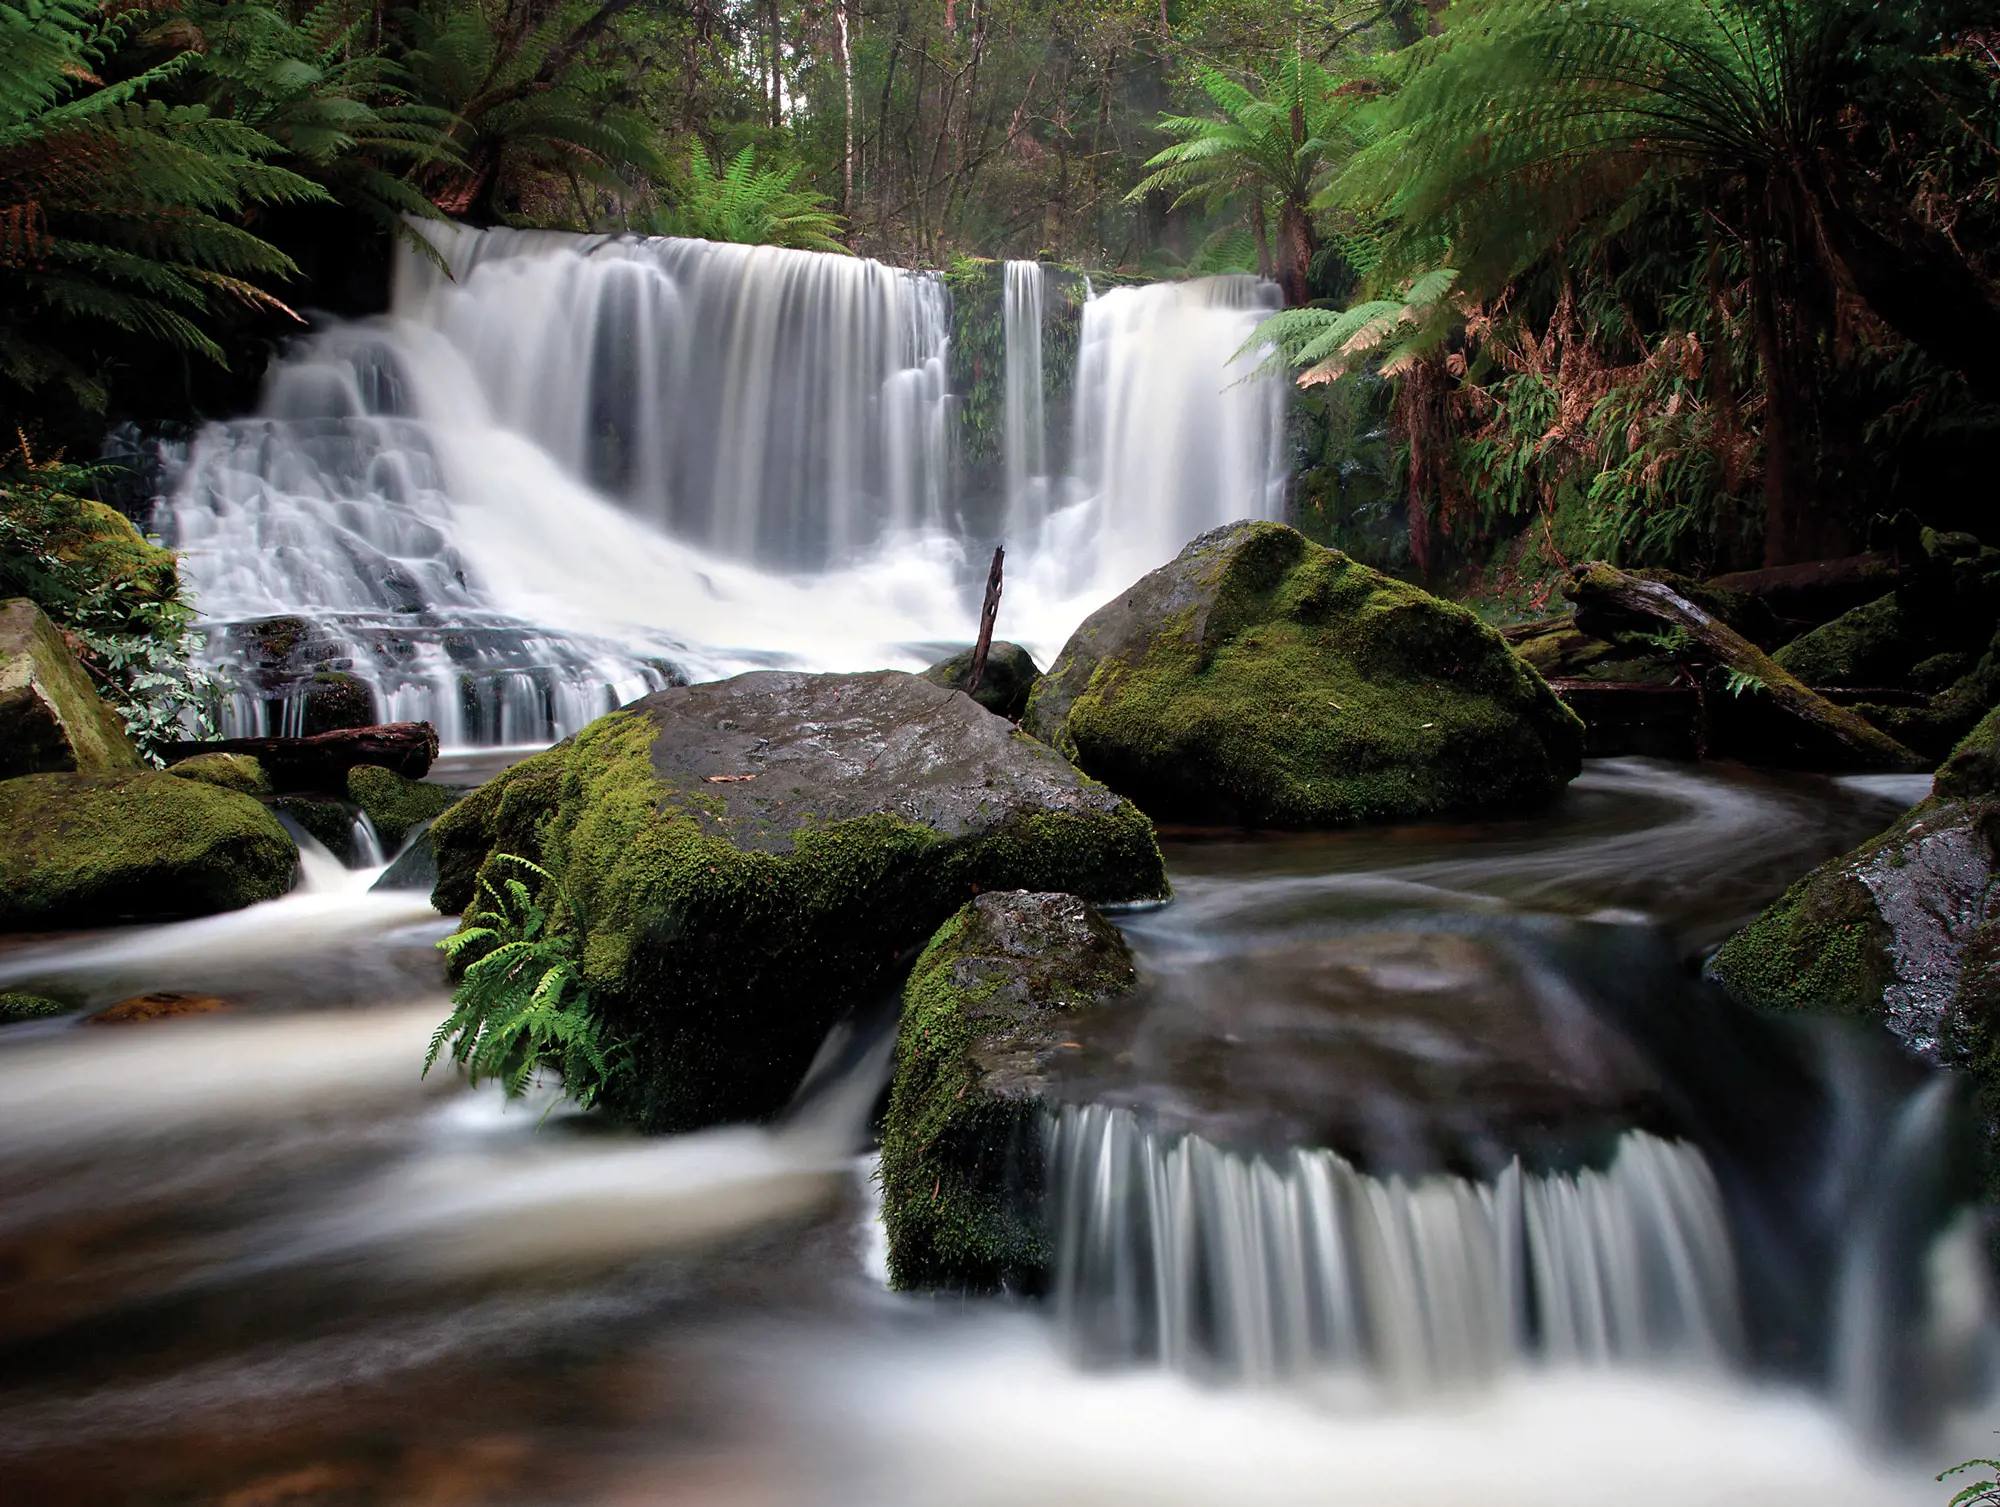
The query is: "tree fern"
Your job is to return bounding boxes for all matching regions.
[427,854,622,1110]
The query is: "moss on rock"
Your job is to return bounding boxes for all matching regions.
[0,991,66,1023]
[269,793,360,860]
[1773,593,1915,688]
[881,891,1135,1293]
[0,598,141,777]
[346,763,460,852]
[431,672,1167,1131]
[1022,521,1585,826]
[165,752,272,797]
[301,671,375,734]
[919,641,1041,720]
[0,771,297,928]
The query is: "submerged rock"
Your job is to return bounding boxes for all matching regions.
[370,821,439,892]
[0,598,141,778]
[88,991,229,1025]
[1022,521,1584,825]
[431,671,1167,1130]
[919,641,1041,720]
[346,763,459,852]
[0,991,65,1024]
[880,891,1136,1293]
[0,771,298,928]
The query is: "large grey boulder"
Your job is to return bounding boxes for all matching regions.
[430,671,1167,1131]
[1022,521,1584,826]
[0,598,140,778]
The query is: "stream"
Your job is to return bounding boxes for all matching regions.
[0,757,1988,1505]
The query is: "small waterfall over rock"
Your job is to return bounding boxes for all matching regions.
[147,229,1287,742]
[1001,260,1050,537]
[1048,1105,1741,1392]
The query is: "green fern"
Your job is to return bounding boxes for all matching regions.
[649,143,847,253]
[427,854,621,1109]
[1940,1459,2000,1507]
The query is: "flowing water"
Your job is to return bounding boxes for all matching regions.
[146,231,1283,742]
[0,761,1992,1504]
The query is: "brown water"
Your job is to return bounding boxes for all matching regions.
[0,759,1982,1506]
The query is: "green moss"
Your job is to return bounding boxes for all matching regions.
[0,597,141,776]
[1772,594,1916,687]
[301,671,374,734]
[432,708,1165,1131]
[0,991,66,1023]
[920,641,1041,720]
[346,763,460,852]
[1029,522,1584,826]
[0,771,297,928]
[1706,874,1888,1020]
[166,752,271,797]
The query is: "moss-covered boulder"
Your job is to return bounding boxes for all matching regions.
[1773,593,1914,688]
[881,891,1136,1293]
[431,671,1167,1131]
[1709,707,2000,1062]
[346,763,459,852]
[269,793,361,860]
[1022,521,1585,825]
[0,599,141,778]
[165,751,272,797]
[0,991,66,1023]
[920,641,1041,720]
[301,671,375,735]
[0,771,298,928]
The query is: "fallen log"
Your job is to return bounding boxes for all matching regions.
[1546,679,1703,761]
[1706,552,1908,629]
[1563,563,1924,771]
[163,722,440,789]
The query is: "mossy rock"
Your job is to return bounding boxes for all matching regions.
[269,794,361,861]
[1021,521,1585,826]
[919,641,1041,720]
[346,763,459,853]
[1773,594,1916,688]
[431,671,1167,1131]
[0,771,298,928]
[1708,707,2000,1059]
[881,891,1135,1293]
[0,598,141,777]
[301,671,374,735]
[166,752,272,797]
[0,991,66,1023]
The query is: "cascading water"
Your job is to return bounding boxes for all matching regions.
[1048,1106,1740,1392]
[146,229,1287,742]
[1001,260,1050,536]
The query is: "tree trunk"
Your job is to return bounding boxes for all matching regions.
[1277,197,1316,307]
[163,723,442,789]
[1563,563,1922,770]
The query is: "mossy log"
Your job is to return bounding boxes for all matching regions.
[1565,562,1923,771]
[162,722,439,788]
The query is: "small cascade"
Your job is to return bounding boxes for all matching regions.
[1049,1105,1740,1392]
[1001,261,1050,536]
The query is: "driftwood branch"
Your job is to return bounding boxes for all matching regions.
[1564,562,1923,771]
[165,722,440,789]
[965,546,1004,694]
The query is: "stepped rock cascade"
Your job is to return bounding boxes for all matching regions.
[1049,1105,1741,1391]
[1001,259,1050,537]
[151,229,1288,743]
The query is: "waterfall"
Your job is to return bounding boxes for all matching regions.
[148,227,1289,743]
[1048,1105,1741,1392]
[1002,260,1049,537]
[1008,277,1288,643]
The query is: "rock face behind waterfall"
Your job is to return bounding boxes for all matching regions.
[880,891,1136,1293]
[1710,707,2000,1180]
[0,771,299,927]
[429,671,1167,1131]
[1022,521,1585,826]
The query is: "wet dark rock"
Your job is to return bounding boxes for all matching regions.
[301,670,375,734]
[430,670,1167,1131]
[1023,521,1584,827]
[0,599,141,778]
[880,891,1136,1293]
[270,794,363,861]
[0,771,298,928]
[371,821,438,892]
[88,991,229,1025]
[919,641,1041,720]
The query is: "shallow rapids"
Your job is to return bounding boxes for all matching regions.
[0,760,1991,1504]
